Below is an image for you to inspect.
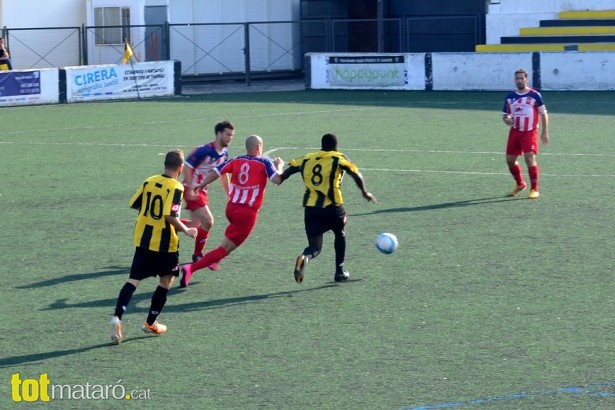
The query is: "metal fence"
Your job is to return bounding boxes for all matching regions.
[167,21,303,79]
[3,26,82,68]
[2,15,482,81]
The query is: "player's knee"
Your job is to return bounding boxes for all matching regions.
[159,276,174,289]
[199,216,213,230]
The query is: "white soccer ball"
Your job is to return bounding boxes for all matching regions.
[375,233,398,254]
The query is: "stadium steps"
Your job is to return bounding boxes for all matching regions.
[476,9,615,52]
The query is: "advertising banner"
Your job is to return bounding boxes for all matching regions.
[0,69,59,106]
[65,61,174,102]
[327,55,406,87]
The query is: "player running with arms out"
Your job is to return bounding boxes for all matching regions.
[179,135,284,288]
[502,68,550,199]
[280,133,377,284]
[182,120,235,269]
[110,150,197,344]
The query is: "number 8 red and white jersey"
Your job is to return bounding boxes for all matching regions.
[214,155,278,211]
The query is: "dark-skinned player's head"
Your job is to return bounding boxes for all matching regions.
[321,133,338,151]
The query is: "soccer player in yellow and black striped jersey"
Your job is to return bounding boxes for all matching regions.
[109,150,197,345]
[280,133,376,284]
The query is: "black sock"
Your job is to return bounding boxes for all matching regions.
[334,232,346,273]
[304,246,320,261]
[114,282,137,319]
[146,286,169,325]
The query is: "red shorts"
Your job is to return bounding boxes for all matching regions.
[224,204,258,247]
[506,128,538,156]
[184,188,209,211]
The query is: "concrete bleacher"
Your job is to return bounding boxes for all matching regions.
[477,9,615,52]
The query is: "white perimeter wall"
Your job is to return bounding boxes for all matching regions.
[541,52,615,90]
[486,0,615,44]
[307,51,615,91]
[433,51,615,91]
[431,53,534,90]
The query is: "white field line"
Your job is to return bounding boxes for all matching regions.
[1,141,614,159]
[263,147,615,178]
[0,106,382,137]
[1,98,613,136]
[264,147,615,157]
[1,142,612,177]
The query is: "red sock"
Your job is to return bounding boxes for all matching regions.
[508,163,525,187]
[194,227,209,257]
[528,165,539,191]
[190,247,228,273]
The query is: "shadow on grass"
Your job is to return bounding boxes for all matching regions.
[350,196,516,216]
[40,280,360,313]
[15,266,128,289]
[0,336,153,368]
[3,279,357,367]
[7,283,357,367]
[169,279,361,313]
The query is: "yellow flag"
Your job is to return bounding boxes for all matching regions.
[123,41,134,64]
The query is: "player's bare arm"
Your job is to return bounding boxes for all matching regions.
[183,165,197,200]
[540,112,550,145]
[166,216,197,238]
[279,163,301,184]
[270,157,285,185]
[195,170,220,193]
[220,173,230,196]
[348,170,377,203]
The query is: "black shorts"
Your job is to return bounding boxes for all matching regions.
[129,247,180,281]
[304,205,347,237]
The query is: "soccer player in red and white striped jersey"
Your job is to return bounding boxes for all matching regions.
[179,135,284,288]
[502,69,550,199]
[182,120,235,268]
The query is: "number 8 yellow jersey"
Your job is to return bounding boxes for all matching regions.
[288,150,360,208]
[129,174,185,252]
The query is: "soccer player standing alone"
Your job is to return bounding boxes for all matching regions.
[502,68,550,199]
[110,150,197,344]
[280,133,376,283]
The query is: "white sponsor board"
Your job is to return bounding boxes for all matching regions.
[326,55,406,88]
[308,53,425,90]
[0,69,60,107]
[65,61,175,102]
